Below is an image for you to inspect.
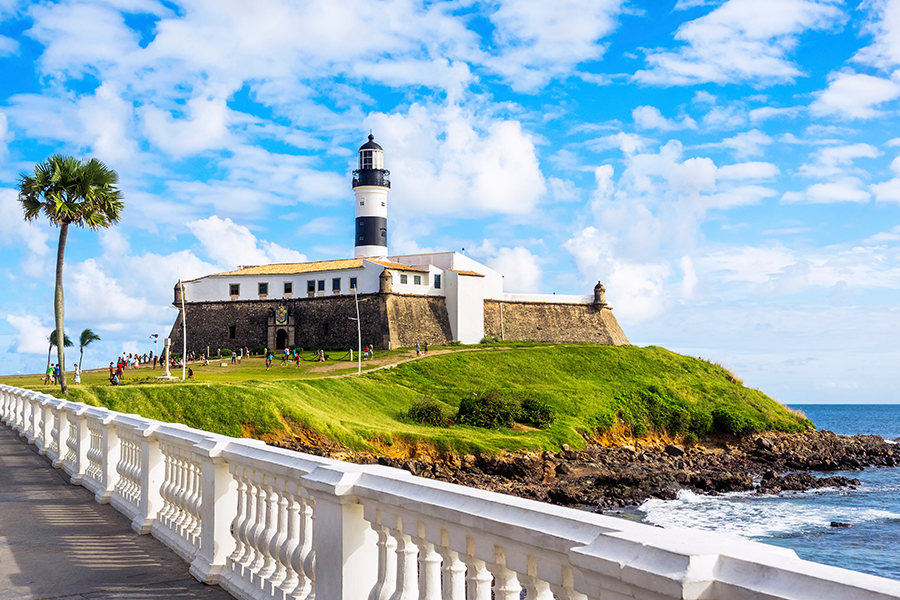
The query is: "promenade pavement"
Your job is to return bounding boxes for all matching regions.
[0,424,236,600]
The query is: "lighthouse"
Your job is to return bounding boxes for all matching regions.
[352,134,390,258]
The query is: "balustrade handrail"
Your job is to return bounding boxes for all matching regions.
[1,383,898,600]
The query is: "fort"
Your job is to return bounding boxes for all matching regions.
[169,135,628,353]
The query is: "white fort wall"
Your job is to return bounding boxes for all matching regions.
[6,383,896,600]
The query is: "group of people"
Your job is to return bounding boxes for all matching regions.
[44,362,81,385]
[415,341,429,356]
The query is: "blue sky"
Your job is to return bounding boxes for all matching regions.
[2,0,900,404]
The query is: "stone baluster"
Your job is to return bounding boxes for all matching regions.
[248,473,269,574]
[256,478,280,581]
[413,526,442,600]
[521,556,553,600]
[436,539,466,600]
[228,468,248,568]
[52,403,70,468]
[487,547,520,600]
[368,514,397,600]
[266,483,291,591]
[462,540,493,600]
[276,483,302,596]
[237,474,260,570]
[551,566,588,600]
[289,494,315,600]
[132,424,163,534]
[38,397,54,455]
[188,436,236,585]
[69,404,90,485]
[388,521,418,600]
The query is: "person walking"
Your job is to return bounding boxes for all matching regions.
[73,363,81,385]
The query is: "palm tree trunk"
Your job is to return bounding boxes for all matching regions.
[55,223,69,395]
[46,342,52,383]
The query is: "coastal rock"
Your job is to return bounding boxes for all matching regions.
[664,444,685,457]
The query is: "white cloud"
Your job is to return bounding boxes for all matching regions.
[854,0,900,69]
[187,216,307,269]
[634,0,844,86]
[6,314,49,354]
[810,71,900,119]
[68,259,162,322]
[871,178,900,201]
[366,103,546,217]
[717,161,780,180]
[711,129,774,158]
[797,142,881,178]
[0,188,51,276]
[484,0,625,91]
[0,110,7,157]
[782,178,872,203]
[632,105,697,131]
[485,247,543,293]
[748,106,801,123]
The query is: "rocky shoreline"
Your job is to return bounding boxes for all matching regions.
[273,429,897,510]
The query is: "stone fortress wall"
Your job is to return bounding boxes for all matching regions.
[483,299,629,345]
[168,290,629,353]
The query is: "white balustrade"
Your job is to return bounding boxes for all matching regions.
[2,383,899,600]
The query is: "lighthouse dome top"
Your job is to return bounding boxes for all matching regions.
[359,133,383,152]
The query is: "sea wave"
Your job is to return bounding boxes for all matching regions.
[637,488,900,539]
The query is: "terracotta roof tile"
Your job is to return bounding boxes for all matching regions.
[372,259,429,272]
[450,269,484,277]
[210,259,365,277]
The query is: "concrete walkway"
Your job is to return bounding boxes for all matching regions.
[0,425,235,600]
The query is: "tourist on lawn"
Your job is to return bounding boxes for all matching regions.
[188,367,194,379]
[231,351,236,364]
[53,363,60,384]
[44,364,53,384]
[73,363,81,385]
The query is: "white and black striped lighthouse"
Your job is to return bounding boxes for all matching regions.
[352,134,390,258]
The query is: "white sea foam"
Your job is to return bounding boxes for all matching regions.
[637,489,900,539]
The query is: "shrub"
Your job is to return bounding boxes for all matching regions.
[221,348,232,357]
[591,409,616,433]
[519,395,556,428]
[456,391,518,429]
[711,407,761,435]
[448,340,462,346]
[252,346,267,356]
[406,397,452,427]
[480,335,501,344]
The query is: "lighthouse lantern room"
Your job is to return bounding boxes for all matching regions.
[352,134,390,258]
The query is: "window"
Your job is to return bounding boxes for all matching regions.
[361,150,374,169]
[332,278,341,291]
[317,280,325,292]
[258,282,268,296]
[381,201,385,206]
[358,235,365,241]
[284,282,292,294]
[350,277,358,289]
[229,326,236,339]
[434,274,441,289]
[229,284,240,296]
[359,201,364,206]
[414,275,422,285]
[307,280,315,293]
[400,274,408,284]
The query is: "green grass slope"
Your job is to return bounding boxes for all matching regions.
[9,345,812,455]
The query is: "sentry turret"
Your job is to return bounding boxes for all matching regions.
[352,134,390,258]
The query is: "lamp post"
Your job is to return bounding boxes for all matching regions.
[348,286,370,375]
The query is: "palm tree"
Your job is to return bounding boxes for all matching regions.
[78,328,101,373]
[19,155,124,395]
[46,329,73,382]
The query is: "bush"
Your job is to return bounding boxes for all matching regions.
[519,395,556,428]
[712,407,763,435]
[592,409,616,432]
[448,340,462,346]
[406,397,452,427]
[480,335,501,344]
[456,391,518,429]
[220,348,232,357]
[252,346,267,356]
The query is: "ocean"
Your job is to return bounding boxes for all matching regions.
[630,405,900,581]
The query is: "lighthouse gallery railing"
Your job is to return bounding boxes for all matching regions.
[2,384,898,600]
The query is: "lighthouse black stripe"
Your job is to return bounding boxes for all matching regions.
[355,216,387,247]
